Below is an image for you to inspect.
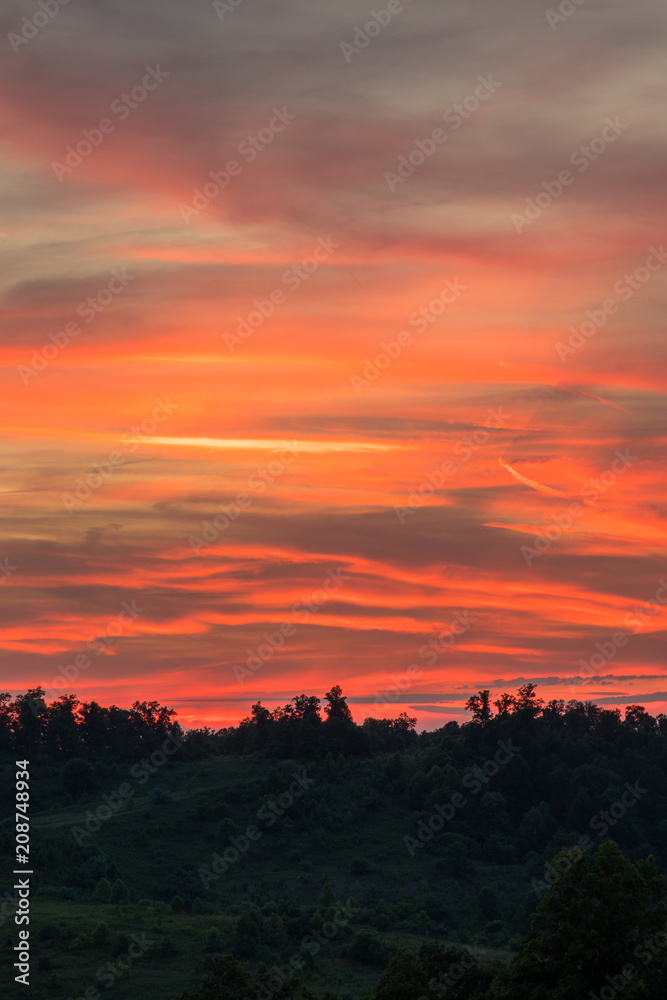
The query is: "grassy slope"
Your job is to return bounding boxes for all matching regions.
[1,754,520,998]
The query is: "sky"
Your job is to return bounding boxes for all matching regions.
[1,0,666,730]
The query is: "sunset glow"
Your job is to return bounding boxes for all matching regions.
[2,0,666,730]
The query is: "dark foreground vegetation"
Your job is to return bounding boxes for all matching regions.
[1,685,667,998]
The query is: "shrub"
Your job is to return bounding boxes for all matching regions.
[348,929,386,965]
[204,927,223,952]
[93,878,112,903]
[92,922,111,946]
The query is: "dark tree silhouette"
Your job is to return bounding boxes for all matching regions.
[324,684,354,723]
[465,689,494,725]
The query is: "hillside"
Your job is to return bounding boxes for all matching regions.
[1,686,667,997]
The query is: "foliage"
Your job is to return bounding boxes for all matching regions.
[493,841,667,999]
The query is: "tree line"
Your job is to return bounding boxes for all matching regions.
[2,682,665,762]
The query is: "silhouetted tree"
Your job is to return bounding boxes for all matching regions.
[465,689,494,725]
[324,685,354,723]
[494,692,516,716]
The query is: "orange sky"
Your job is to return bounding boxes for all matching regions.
[1,0,666,729]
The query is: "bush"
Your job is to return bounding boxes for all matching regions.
[93,878,112,903]
[92,922,111,945]
[318,881,334,908]
[348,929,386,965]
[204,927,223,952]
[160,936,179,956]
[482,920,507,946]
[216,817,240,839]
[70,935,91,950]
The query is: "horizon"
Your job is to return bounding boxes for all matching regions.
[8,683,662,734]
